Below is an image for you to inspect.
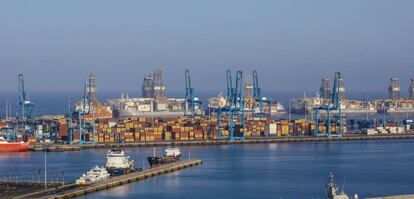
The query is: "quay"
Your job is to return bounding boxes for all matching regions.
[15,160,202,199]
[30,145,81,152]
[29,133,414,152]
[368,194,414,199]
[0,181,63,199]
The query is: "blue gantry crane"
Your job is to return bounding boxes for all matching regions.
[252,70,271,117]
[217,70,245,140]
[69,74,96,144]
[314,72,343,137]
[184,69,202,116]
[16,74,35,120]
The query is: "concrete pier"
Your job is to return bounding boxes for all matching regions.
[0,181,62,199]
[368,194,414,199]
[16,160,202,199]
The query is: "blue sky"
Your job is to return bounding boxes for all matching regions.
[0,0,413,94]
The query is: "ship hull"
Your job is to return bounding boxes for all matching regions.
[106,167,133,176]
[0,142,29,152]
[116,109,185,118]
[147,155,181,168]
[292,108,377,115]
[380,110,414,114]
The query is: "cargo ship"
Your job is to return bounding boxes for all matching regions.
[105,148,135,176]
[109,96,203,118]
[147,146,181,168]
[376,99,414,114]
[291,93,376,114]
[0,137,29,152]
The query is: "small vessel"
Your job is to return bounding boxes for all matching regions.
[147,146,181,168]
[0,137,29,152]
[326,172,358,199]
[76,165,110,185]
[105,148,135,176]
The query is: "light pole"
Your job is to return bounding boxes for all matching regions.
[288,99,291,122]
[44,144,47,189]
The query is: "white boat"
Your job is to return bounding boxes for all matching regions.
[106,148,135,176]
[76,166,110,185]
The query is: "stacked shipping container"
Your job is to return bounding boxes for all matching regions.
[52,115,347,143]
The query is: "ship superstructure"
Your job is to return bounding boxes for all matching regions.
[326,172,358,199]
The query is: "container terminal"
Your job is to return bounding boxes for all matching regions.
[0,70,413,147]
[1,70,414,199]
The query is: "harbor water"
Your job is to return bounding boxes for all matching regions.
[1,140,414,198]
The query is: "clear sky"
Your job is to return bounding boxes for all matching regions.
[1,0,413,95]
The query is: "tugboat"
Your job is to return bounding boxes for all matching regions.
[147,145,181,168]
[76,165,110,185]
[326,172,358,199]
[105,148,135,176]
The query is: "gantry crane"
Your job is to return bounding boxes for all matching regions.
[16,74,35,119]
[69,74,96,144]
[314,72,343,137]
[14,74,36,140]
[252,70,271,117]
[184,69,202,116]
[217,70,245,140]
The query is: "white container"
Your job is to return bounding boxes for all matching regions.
[269,124,277,135]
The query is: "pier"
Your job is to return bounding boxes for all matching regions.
[368,194,414,199]
[15,160,202,199]
[0,181,63,199]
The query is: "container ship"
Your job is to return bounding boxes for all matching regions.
[0,137,29,152]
